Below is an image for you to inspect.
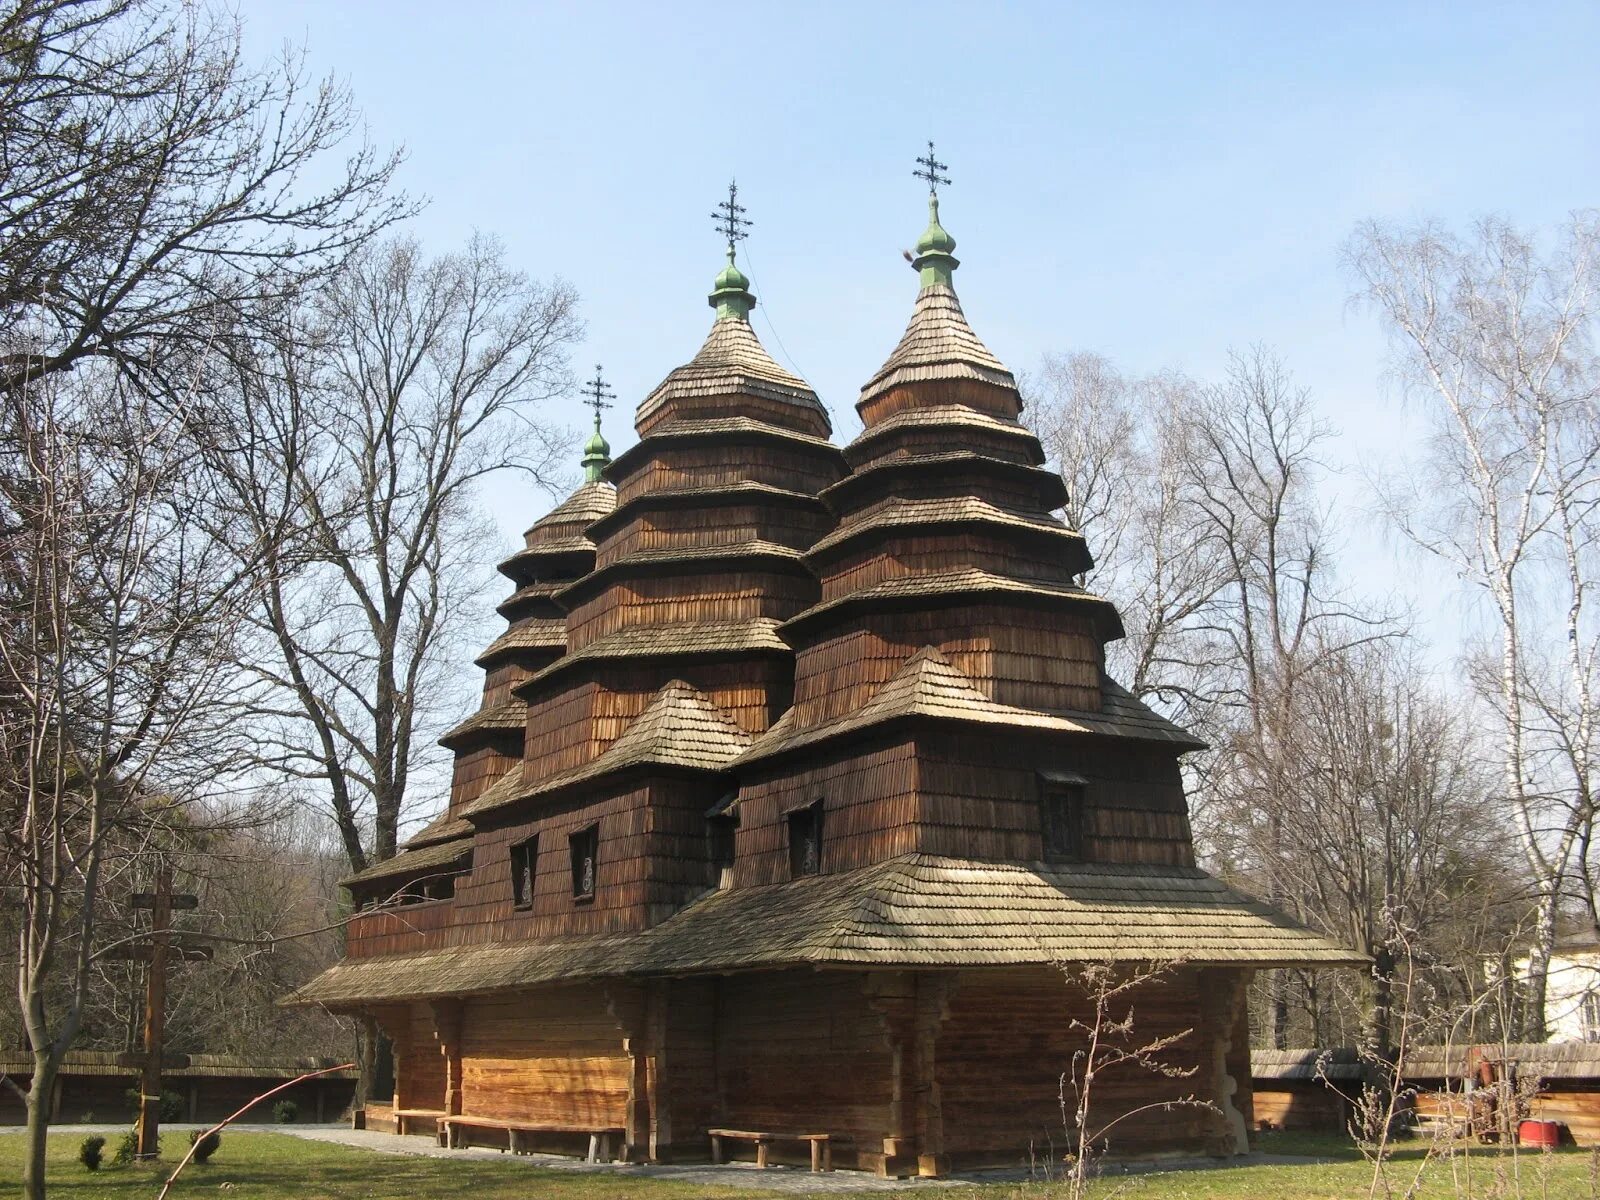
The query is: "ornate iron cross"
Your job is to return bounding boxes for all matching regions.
[582,364,614,427]
[913,140,951,195]
[711,179,753,253]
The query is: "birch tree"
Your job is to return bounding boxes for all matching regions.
[1346,213,1600,1037]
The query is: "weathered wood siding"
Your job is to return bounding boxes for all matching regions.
[458,987,630,1126]
[714,971,895,1164]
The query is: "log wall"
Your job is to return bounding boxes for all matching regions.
[458,987,630,1127]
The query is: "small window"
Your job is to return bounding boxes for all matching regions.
[1040,783,1086,863]
[570,824,599,901]
[510,836,538,909]
[708,814,737,888]
[788,802,823,878]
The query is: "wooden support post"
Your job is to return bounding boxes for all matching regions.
[606,983,650,1163]
[428,1000,465,1119]
[866,972,954,1178]
[646,979,670,1161]
[135,867,172,1159]
[755,1138,769,1168]
[912,972,956,1179]
[1198,967,1252,1156]
[710,1132,723,1164]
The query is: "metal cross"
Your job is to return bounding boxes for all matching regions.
[582,364,614,428]
[711,179,753,253]
[913,140,951,195]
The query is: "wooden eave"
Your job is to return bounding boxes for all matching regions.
[803,496,1090,567]
[519,480,617,534]
[496,539,595,583]
[512,619,792,698]
[495,581,567,620]
[736,648,1198,770]
[778,568,1125,643]
[400,811,475,849]
[439,698,526,750]
[584,481,829,544]
[819,451,1068,513]
[844,405,1045,469]
[285,853,1365,1007]
[473,619,566,668]
[340,836,473,889]
[605,417,844,481]
[555,540,811,608]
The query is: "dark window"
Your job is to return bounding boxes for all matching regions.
[708,815,737,875]
[570,824,599,901]
[788,802,823,878]
[510,836,538,909]
[1040,783,1087,862]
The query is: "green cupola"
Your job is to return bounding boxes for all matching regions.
[708,247,756,322]
[581,423,610,483]
[911,193,960,289]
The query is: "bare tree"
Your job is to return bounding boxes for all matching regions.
[0,0,408,402]
[215,235,581,874]
[1273,641,1504,1055]
[1027,356,1232,748]
[0,367,256,1200]
[1346,212,1600,1037]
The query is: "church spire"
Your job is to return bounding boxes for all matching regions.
[911,141,959,290]
[580,364,613,483]
[708,179,756,321]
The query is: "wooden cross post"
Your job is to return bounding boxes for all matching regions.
[135,866,173,1159]
[126,870,201,1157]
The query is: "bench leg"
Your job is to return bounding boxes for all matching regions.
[811,1139,822,1173]
[824,1140,833,1172]
[710,1135,722,1165]
[756,1139,769,1169]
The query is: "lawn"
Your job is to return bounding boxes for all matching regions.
[4,1129,1598,1200]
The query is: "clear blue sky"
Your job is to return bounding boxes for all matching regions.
[244,1,1600,660]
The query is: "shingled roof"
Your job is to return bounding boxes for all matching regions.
[857,285,1016,413]
[340,836,473,888]
[288,852,1364,1006]
[738,647,1200,766]
[636,318,830,430]
[464,679,751,818]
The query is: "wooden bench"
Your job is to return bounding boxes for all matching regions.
[440,1115,624,1163]
[393,1108,447,1137]
[708,1127,833,1172]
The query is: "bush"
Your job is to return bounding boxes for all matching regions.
[79,1136,105,1171]
[189,1129,221,1163]
[112,1129,140,1165]
[271,1098,298,1124]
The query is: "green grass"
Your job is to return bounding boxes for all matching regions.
[4,1130,1598,1200]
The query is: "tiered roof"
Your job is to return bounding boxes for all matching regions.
[293,852,1364,1006]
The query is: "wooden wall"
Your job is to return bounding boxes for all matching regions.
[916,732,1194,868]
[615,441,839,508]
[936,967,1227,1164]
[790,606,1103,724]
[734,738,919,888]
[714,971,895,1166]
[459,987,630,1127]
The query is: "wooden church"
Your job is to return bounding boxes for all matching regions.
[289,164,1359,1176]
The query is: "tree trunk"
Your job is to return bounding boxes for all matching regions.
[1524,892,1559,1042]
[22,1051,56,1200]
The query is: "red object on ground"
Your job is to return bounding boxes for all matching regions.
[1518,1119,1562,1148]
